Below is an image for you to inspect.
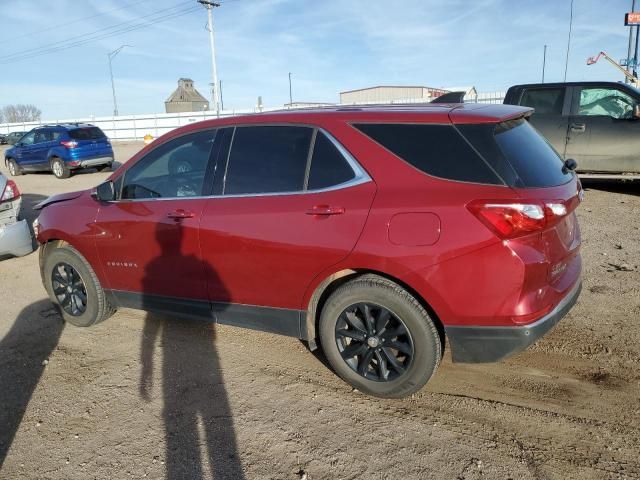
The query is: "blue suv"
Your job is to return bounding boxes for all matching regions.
[4,124,114,179]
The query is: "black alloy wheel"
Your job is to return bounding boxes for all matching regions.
[335,302,414,382]
[51,262,88,316]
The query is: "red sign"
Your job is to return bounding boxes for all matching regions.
[625,12,640,25]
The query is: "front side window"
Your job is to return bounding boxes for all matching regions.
[519,88,564,115]
[19,131,35,146]
[224,126,313,195]
[120,130,216,200]
[578,88,637,119]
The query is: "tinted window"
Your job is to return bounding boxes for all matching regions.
[519,88,564,115]
[68,127,106,140]
[578,88,636,119]
[224,126,313,194]
[459,119,571,188]
[120,130,216,199]
[353,123,501,184]
[34,130,53,143]
[307,132,355,190]
[19,131,35,146]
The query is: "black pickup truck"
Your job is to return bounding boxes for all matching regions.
[504,81,640,176]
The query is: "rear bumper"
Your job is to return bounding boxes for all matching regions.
[69,156,114,169]
[0,219,34,258]
[445,280,582,363]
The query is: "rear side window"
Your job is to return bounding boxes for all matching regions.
[458,119,571,188]
[68,127,106,140]
[307,132,355,190]
[353,123,501,185]
[224,126,313,195]
[519,88,564,115]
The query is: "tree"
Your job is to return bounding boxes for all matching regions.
[1,104,42,123]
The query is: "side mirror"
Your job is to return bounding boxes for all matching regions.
[562,158,578,174]
[634,104,640,119]
[93,180,115,202]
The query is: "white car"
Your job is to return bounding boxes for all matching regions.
[0,173,32,258]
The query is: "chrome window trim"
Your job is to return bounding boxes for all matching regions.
[109,126,371,203]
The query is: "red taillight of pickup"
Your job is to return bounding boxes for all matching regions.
[467,195,581,240]
[1,179,20,202]
[60,140,78,149]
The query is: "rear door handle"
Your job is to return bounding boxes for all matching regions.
[570,123,586,133]
[167,209,195,219]
[305,205,345,216]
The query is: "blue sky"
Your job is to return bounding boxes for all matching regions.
[0,0,634,119]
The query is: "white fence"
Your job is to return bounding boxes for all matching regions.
[0,91,506,141]
[0,108,276,141]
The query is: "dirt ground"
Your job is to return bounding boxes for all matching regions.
[0,141,639,480]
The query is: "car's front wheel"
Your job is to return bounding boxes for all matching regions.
[43,244,116,326]
[319,274,442,398]
[51,157,71,179]
[7,159,22,176]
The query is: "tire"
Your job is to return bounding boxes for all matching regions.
[319,274,441,398]
[43,245,116,327]
[96,162,113,172]
[51,157,71,179]
[7,159,22,176]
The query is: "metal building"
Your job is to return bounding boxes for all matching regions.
[339,85,449,104]
[165,78,209,113]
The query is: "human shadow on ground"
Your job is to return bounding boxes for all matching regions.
[0,300,65,467]
[139,221,245,480]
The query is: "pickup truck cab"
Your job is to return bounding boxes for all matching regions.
[504,81,640,176]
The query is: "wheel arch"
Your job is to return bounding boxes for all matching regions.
[304,268,446,354]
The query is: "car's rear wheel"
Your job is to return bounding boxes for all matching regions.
[319,274,441,398]
[43,245,116,326]
[7,159,22,176]
[51,157,70,179]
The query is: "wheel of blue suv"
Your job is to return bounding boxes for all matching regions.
[43,244,116,326]
[51,157,71,179]
[7,159,22,176]
[319,274,442,399]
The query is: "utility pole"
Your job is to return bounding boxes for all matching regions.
[288,72,293,107]
[219,80,224,111]
[628,0,636,82]
[108,44,131,117]
[198,0,221,116]
[563,0,574,82]
[542,45,547,83]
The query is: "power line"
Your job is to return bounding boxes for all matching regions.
[0,1,194,63]
[0,5,200,64]
[0,0,151,44]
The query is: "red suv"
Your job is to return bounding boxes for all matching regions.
[34,104,582,398]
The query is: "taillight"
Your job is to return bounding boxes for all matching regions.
[467,197,579,239]
[1,179,20,202]
[60,140,78,149]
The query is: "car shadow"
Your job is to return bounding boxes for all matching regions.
[139,221,245,479]
[581,178,640,197]
[0,300,65,467]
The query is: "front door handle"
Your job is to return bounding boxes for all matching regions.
[570,123,586,133]
[167,209,195,220]
[305,205,345,216]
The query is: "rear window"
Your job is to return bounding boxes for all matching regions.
[353,123,501,185]
[68,127,106,140]
[458,119,572,188]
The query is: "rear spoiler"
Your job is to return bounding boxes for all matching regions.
[448,104,533,124]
